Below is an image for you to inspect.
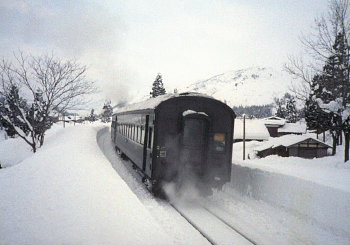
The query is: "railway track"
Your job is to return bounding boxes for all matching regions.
[171,202,257,245]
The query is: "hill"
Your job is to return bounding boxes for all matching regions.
[180,67,291,107]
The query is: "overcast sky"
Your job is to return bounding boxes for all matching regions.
[0,0,329,104]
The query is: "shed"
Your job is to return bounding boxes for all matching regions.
[256,135,331,159]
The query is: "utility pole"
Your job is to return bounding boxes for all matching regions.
[243,114,246,160]
[63,112,65,128]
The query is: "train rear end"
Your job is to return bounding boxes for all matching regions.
[154,95,235,196]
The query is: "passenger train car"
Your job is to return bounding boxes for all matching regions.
[111,92,235,195]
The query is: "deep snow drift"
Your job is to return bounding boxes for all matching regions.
[1,123,350,245]
[0,124,173,245]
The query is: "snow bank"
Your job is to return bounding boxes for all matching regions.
[0,134,32,168]
[0,124,173,245]
[231,141,350,238]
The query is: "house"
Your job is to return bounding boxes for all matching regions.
[263,116,286,137]
[256,134,331,159]
[234,119,269,142]
[277,122,307,137]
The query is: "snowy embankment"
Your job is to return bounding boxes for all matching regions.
[231,141,350,238]
[0,124,173,245]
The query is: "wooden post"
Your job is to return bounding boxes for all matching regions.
[243,114,246,160]
[323,131,325,142]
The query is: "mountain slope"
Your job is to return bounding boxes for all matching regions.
[180,67,291,107]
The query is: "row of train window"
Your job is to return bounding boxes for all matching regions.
[116,123,153,149]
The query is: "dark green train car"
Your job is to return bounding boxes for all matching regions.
[111,92,235,195]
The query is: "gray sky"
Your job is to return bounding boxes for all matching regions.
[0,0,329,104]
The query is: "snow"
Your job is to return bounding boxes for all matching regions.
[182,110,208,117]
[117,92,213,113]
[254,134,331,151]
[181,66,291,107]
[0,123,174,245]
[1,123,350,244]
[278,122,307,133]
[233,139,348,190]
[234,119,269,141]
[0,132,33,168]
[262,116,286,126]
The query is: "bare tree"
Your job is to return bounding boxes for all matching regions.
[285,0,350,100]
[0,52,95,152]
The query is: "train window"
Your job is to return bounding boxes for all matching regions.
[136,126,139,143]
[148,127,153,149]
[140,126,145,145]
[183,119,206,147]
[213,133,226,152]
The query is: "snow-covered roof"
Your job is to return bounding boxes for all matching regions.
[263,116,286,126]
[116,92,213,113]
[255,134,331,152]
[278,122,307,133]
[234,119,270,140]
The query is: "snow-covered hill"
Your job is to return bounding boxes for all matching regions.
[180,67,290,107]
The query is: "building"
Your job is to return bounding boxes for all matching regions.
[256,134,331,159]
[263,116,286,137]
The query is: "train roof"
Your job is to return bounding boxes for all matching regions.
[114,92,215,114]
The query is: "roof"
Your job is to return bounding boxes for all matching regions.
[278,122,307,134]
[115,92,214,114]
[234,119,269,140]
[256,134,332,152]
[263,116,286,126]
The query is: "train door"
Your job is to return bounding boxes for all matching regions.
[179,113,209,183]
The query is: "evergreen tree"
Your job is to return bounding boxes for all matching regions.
[150,73,166,98]
[232,104,273,118]
[314,32,350,158]
[274,96,288,119]
[101,100,113,123]
[89,109,97,122]
[274,93,300,122]
[0,85,29,137]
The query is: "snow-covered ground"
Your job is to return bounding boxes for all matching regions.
[1,124,349,244]
[0,123,174,245]
[233,139,350,192]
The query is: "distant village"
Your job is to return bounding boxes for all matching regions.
[234,116,331,160]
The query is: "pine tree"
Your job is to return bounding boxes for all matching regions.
[89,109,96,122]
[150,73,166,98]
[274,96,288,119]
[284,93,300,123]
[315,32,350,158]
[274,93,300,122]
[101,100,113,123]
[0,85,29,137]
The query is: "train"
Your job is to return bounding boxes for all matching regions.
[111,92,235,196]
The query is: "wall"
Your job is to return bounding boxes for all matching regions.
[229,164,350,236]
